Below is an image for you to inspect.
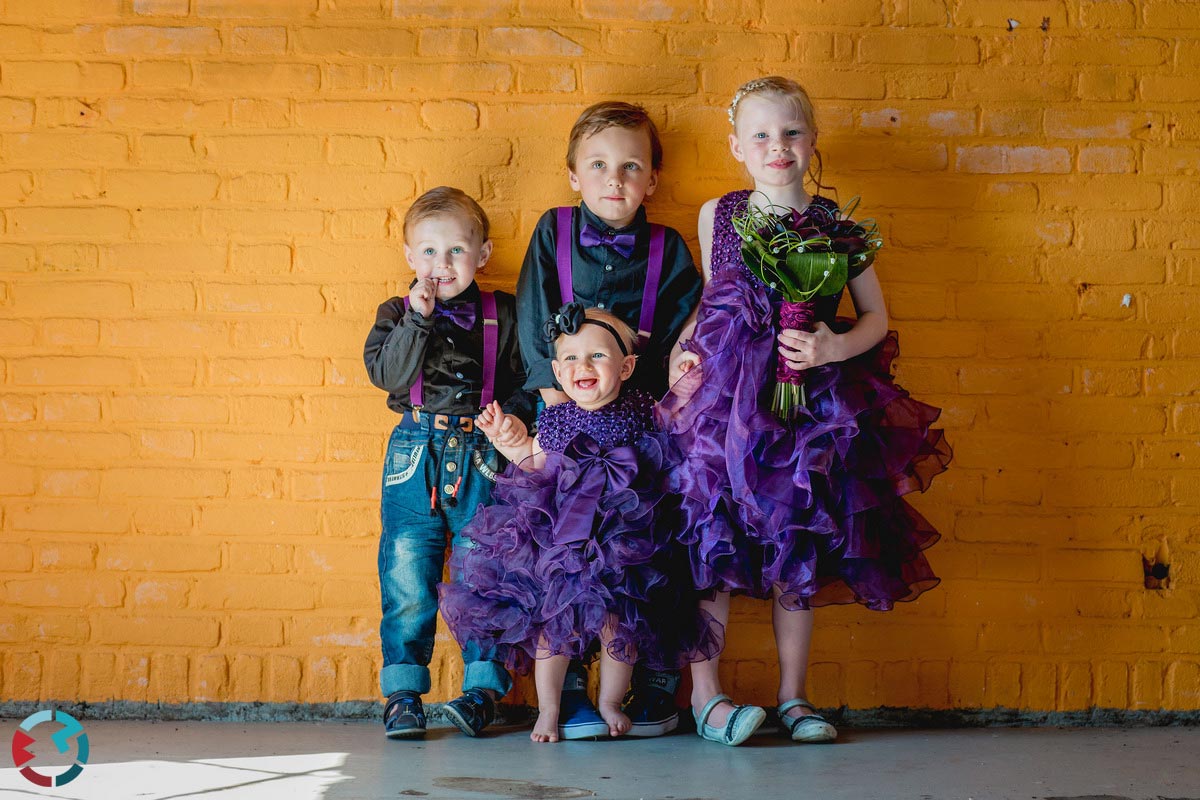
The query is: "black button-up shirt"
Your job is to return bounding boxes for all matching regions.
[364,282,533,422]
[516,202,702,398]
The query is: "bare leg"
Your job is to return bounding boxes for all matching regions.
[532,651,569,743]
[773,587,816,720]
[596,638,633,737]
[689,591,734,726]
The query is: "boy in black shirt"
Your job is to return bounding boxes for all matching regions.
[364,187,531,739]
[515,102,703,738]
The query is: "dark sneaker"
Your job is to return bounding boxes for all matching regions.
[558,664,608,740]
[384,691,426,739]
[623,669,680,737]
[444,688,496,737]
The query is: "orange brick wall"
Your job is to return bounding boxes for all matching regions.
[2,0,1197,715]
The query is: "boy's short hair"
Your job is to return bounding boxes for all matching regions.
[566,101,663,171]
[402,186,490,243]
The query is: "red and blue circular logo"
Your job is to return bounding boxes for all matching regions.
[11,709,89,787]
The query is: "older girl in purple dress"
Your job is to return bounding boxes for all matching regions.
[440,304,717,743]
[663,76,952,746]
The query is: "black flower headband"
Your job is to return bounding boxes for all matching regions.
[541,302,629,356]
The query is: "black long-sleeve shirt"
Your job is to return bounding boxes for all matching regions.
[363,282,533,423]
[515,202,702,399]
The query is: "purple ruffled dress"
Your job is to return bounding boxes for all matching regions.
[658,190,952,611]
[440,389,721,674]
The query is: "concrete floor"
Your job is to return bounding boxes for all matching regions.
[2,718,1198,800]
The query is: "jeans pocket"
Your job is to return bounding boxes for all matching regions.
[384,434,425,487]
[470,444,501,483]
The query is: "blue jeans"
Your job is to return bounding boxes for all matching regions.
[377,413,512,698]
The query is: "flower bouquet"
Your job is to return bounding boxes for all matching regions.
[731,193,882,419]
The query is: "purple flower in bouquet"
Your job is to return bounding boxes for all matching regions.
[731,193,882,419]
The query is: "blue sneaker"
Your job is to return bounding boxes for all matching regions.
[623,668,680,737]
[558,664,609,740]
[384,691,426,739]
[444,688,496,737]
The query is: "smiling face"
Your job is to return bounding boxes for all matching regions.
[403,213,492,300]
[568,125,659,229]
[551,323,637,411]
[729,92,816,193]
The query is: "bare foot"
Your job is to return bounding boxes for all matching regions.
[531,706,560,743]
[597,701,631,737]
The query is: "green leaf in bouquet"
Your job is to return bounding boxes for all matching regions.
[817,252,848,297]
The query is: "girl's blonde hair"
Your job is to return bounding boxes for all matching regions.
[555,307,637,355]
[728,76,830,195]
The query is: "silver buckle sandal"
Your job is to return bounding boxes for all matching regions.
[777,698,837,743]
[693,693,766,746]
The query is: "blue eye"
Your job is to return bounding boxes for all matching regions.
[450,246,464,254]
[754,132,767,139]
[787,129,801,137]
[624,163,640,171]
[422,247,435,256]
[591,160,605,169]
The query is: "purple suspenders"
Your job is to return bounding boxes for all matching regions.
[401,292,498,412]
[554,206,665,352]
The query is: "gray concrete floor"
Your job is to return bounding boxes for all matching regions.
[2,718,1198,800]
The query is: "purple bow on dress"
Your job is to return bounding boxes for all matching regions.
[433,301,476,329]
[580,223,637,258]
[552,435,640,544]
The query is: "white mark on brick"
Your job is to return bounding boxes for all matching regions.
[1121,293,1132,307]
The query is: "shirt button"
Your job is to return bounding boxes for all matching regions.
[455,372,464,379]
[445,337,455,345]
[605,264,613,272]
[597,302,605,309]
[443,483,456,494]
[455,391,463,399]
[448,437,459,448]
[446,462,457,472]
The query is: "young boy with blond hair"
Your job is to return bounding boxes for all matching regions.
[364,186,532,739]
[515,102,703,739]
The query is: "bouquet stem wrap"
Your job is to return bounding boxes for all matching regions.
[775,299,815,418]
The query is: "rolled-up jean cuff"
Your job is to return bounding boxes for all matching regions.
[381,663,430,696]
[464,660,511,698]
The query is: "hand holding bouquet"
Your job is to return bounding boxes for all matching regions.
[731,193,882,419]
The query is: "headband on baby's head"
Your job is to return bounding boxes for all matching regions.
[541,302,629,356]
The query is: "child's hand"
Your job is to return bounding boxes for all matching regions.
[408,277,436,318]
[475,400,508,441]
[669,351,701,386]
[777,322,844,370]
[491,414,529,450]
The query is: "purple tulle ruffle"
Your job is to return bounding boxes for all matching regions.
[657,271,951,611]
[439,429,723,674]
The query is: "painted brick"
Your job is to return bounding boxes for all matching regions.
[105,26,220,55]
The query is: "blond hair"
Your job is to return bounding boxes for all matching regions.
[402,186,490,243]
[556,307,637,355]
[728,76,829,194]
[566,101,663,171]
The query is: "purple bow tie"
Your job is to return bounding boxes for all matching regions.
[433,302,476,329]
[580,223,637,258]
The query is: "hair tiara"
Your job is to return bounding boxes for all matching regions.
[727,78,776,126]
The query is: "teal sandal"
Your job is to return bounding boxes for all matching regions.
[693,694,765,747]
[777,698,837,743]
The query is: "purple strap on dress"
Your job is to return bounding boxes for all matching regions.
[554,206,665,352]
[403,292,498,410]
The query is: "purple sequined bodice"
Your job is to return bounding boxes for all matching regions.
[712,190,844,282]
[710,190,847,323]
[537,390,654,453]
